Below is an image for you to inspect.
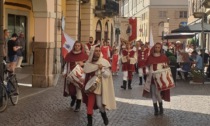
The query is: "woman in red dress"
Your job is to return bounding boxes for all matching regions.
[63,41,88,112]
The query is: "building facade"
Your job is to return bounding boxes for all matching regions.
[2,0,119,87]
[120,0,188,43]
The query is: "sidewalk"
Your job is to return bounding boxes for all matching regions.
[15,65,49,100]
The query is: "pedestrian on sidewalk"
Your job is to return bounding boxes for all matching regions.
[62,41,88,112]
[7,33,21,73]
[3,29,10,61]
[143,42,174,116]
[120,41,137,90]
[83,45,116,126]
[16,33,25,68]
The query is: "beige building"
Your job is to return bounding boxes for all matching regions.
[2,0,119,87]
[120,0,188,43]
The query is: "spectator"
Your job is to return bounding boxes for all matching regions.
[191,50,203,70]
[7,33,21,73]
[3,29,10,61]
[16,33,25,68]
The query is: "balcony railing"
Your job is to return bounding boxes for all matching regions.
[192,0,205,13]
[94,0,119,18]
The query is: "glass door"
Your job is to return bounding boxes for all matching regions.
[8,14,27,62]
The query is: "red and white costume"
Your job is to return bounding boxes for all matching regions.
[111,53,120,73]
[121,49,137,80]
[137,48,149,76]
[85,43,93,56]
[143,43,174,102]
[101,45,110,62]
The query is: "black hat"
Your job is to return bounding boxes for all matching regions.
[11,33,18,37]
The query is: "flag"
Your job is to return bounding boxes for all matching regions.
[61,31,75,58]
[149,27,154,47]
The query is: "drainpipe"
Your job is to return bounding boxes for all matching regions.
[54,0,58,74]
[0,0,4,79]
[78,0,81,41]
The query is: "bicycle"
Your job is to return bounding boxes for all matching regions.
[0,61,19,112]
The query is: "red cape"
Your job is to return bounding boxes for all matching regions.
[146,54,168,65]
[64,51,88,62]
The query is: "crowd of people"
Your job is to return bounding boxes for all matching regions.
[3,29,26,74]
[62,37,177,126]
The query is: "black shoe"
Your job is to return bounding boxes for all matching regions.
[87,114,92,126]
[128,80,132,89]
[20,65,24,68]
[153,103,159,116]
[121,80,127,90]
[74,99,81,112]
[70,95,76,107]
[100,111,109,125]
[139,77,142,85]
[159,102,164,115]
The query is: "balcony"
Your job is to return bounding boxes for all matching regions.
[192,0,205,14]
[94,0,119,18]
[202,0,210,8]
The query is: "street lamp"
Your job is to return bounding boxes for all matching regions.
[193,12,206,84]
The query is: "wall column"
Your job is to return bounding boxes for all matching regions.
[80,1,94,43]
[66,0,79,40]
[32,12,56,87]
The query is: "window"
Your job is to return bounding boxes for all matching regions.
[179,11,187,18]
[159,11,167,18]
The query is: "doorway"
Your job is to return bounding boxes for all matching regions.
[8,14,27,63]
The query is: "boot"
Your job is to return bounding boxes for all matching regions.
[159,102,164,115]
[100,111,109,125]
[74,99,81,112]
[87,114,92,126]
[128,80,132,89]
[143,75,147,83]
[70,95,76,108]
[121,80,127,90]
[139,77,142,85]
[153,103,159,116]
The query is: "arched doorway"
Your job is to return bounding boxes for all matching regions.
[104,22,108,41]
[95,20,102,41]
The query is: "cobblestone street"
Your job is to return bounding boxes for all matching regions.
[1,69,210,126]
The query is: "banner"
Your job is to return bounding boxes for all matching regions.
[149,27,154,47]
[128,18,137,42]
[61,32,75,58]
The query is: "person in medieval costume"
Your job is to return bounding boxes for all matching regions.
[83,44,116,126]
[120,42,137,90]
[101,40,111,62]
[143,42,175,116]
[111,48,120,75]
[137,43,149,85]
[63,41,88,112]
[85,36,94,55]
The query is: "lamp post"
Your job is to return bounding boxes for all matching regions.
[193,12,206,84]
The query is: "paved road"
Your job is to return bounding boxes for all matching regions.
[1,71,210,126]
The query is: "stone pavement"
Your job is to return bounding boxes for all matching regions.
[0,66,210,126]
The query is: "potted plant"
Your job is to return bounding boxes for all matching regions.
[190,69,203,83]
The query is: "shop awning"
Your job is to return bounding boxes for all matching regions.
[171,23,210,33]
[163,33,195,39]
